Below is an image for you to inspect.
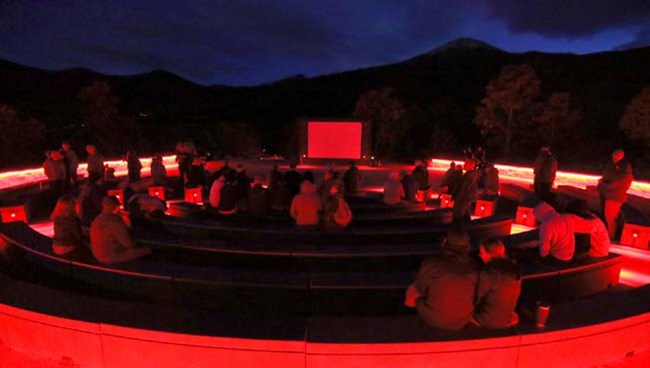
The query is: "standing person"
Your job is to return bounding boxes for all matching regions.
[150,154,168,187]
[438,162,456,195]
[235,164,251,210]
[284,163,302,199]
[269,177,291,214]
[405,230,479,330]
[126,150,142,183]
[383,171,405,205]
[86,145,104,182]
[51,195,85,259]
[175,142,191,186]
[61,142,80,191]
[322,184,352,231]
[473,239,521,329]
[43,150,67,198]
[90,196,151,264]
[481,163,499,200]
[342,161,361,194]
[412,159,429,192]
[597,149,633,239]
[533,146,557,200]
[401,170,417,202]
[452,160,480,222]
[290,180,322,227]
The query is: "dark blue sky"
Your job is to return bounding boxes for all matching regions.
[1,0,649,86]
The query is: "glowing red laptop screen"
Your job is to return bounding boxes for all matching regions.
[307,121,363,159]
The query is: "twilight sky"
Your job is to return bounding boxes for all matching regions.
[1,0,649,86]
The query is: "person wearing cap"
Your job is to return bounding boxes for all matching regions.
[597,149,633,239]
[405,229,479,330]
[452,159,480,222]
[90,196,151,264]
[383,171,405,205]
[472,239,521,329]
[533,200,575,262]
[533,146,557,199]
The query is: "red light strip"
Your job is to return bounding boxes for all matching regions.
[0,156,178,190]
[431,158,650,199]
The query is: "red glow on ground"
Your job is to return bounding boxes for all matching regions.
[307,121,362,159]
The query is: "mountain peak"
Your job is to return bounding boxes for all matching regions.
[428,38,501,55]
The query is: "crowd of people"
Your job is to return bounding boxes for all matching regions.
[41,140,635,331]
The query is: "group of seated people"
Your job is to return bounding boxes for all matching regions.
[51,194,151,264]
[208,162,354,230]
[406,230,521,330]
[528,194,610,263]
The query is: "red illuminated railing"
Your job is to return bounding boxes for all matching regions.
[431,158,650,199]
[0,155,178,190]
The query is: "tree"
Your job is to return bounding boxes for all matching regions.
[619,87,650,146]
[78,81,134,154]
[534,92,584,150]
[353,88,405,158]
[475,64,541,159]
[0,104,46,168]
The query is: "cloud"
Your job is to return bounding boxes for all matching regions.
[615,27,650,50]
[475,0,650,37]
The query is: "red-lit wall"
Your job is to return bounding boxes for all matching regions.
[307,121,362,159]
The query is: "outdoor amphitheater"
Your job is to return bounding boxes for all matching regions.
[0,149,649,368]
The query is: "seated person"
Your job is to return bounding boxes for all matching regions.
[127,192,167,218]
[78,174,105,226]
[383,171,404,205]
[248,175,269,216]
[218,177,239,215]
[51,195,85,258]
[405,230,479,330]
[322,184,352,231]
[290,180,322,227]
[209,174,226,208]
[90,196,151,264]
[269,178,291,214]
[533,201,575,262]
[565,200,610,258]
[473,239,521,329]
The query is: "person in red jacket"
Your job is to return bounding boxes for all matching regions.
[290,181,322,227]
[597,149,633,239]
[90,196,151,264]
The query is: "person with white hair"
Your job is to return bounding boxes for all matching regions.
[533,201,575,262]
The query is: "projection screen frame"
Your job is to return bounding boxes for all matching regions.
[297,118,372,164]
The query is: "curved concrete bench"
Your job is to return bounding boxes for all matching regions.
[1,222,621,318]
[0,263,646,368]
[168,201,453,226]
[137,214,513,244]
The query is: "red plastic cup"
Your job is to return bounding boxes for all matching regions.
[536,302,550,328]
